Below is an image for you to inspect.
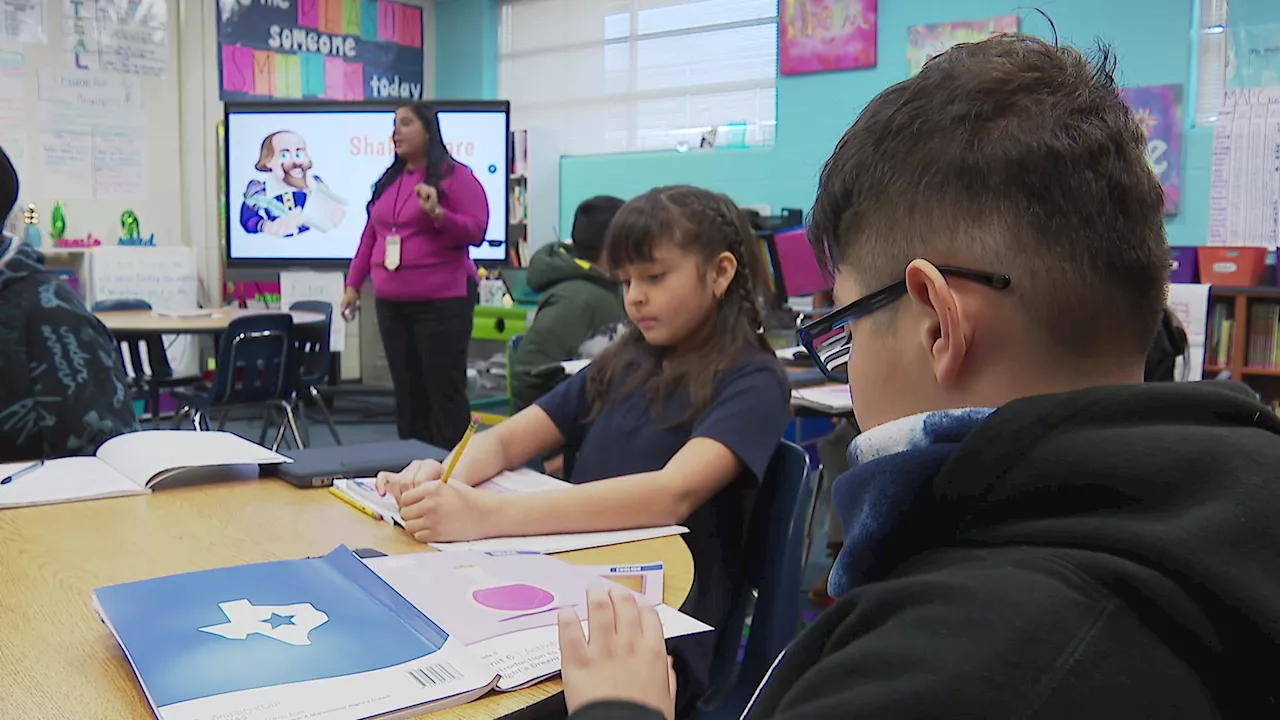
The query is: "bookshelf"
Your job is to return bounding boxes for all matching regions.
[1204,286,1280,404]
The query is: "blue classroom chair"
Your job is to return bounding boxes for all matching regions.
[172,313,302,451]
[699,440,818,720]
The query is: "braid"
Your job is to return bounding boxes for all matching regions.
[703,195,770,346]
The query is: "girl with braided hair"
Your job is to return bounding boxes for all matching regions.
[377,185,791,714]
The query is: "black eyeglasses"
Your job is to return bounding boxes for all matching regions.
[798,266,1012,383]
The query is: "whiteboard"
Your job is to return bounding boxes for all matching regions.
[0,0,180,252]
[91,245,200,377]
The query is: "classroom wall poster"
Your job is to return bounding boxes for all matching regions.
[1119,84,1182,216]
[1,0,46,44]
[906,14,1019,77]
[62,0,169,77]
[216,0,423,102]
[779,0,877,76]
[1229,23,1280,91]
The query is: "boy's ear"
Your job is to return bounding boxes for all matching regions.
[711,251,738,299]
[904,259,969,386]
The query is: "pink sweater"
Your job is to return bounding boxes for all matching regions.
[346,162,488,301]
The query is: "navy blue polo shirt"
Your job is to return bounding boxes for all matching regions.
[535,349,791,701]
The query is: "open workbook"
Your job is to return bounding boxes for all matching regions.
[0,431,290,509]
[331,468,689,554]
[365,550,710,691]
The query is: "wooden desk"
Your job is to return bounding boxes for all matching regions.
[96,308,326,335]
[0,480,694,720]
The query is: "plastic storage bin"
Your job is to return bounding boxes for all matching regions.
[1197,247,1266,286]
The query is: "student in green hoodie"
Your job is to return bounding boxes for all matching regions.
[510,195,627,410]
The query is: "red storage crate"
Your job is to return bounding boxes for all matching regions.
[1197,247,1267,286]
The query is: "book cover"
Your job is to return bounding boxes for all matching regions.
[93,546,496,720]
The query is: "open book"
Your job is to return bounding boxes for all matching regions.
[331,468,689,554]
[366,551,710,691]
[0,431,290,509]
[93,546,499,720]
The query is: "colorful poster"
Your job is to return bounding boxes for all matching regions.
[779,0,877,76]
[1120,84,1183,215]
[906,14,1019,77]
[217,0,423,102]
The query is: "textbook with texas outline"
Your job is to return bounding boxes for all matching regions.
[92,546,498,720]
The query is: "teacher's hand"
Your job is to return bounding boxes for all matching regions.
[339,287,359,318]
[415,183,442,218]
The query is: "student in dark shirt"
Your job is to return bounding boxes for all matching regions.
[0,146,137,461]
[553,35,1280,720]
[377,185,791,714]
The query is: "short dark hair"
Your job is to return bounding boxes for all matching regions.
[571,196,626,264]
[809,34,1169,358]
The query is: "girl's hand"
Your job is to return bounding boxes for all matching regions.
[375,458,445,502]
[558,586,677,720]
[415,183,441,217]
[397,479,495,542]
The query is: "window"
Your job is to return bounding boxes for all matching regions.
[499,0,778,155]
[1193,0,1229,126]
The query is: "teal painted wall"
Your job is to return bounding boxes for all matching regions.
[435,0,499,99]
[560,1,1210,245]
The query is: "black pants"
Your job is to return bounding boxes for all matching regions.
[375,283,475,449]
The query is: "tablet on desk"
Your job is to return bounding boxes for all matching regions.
[275,440,447,488]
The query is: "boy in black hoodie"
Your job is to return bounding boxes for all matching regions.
[0,147,137,461]
[556,35,1280,719]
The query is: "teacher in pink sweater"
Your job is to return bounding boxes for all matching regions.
[342,102,488,448]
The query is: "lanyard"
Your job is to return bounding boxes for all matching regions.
[388,170,416,233]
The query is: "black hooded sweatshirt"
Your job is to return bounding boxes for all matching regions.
[571,381,1280,719]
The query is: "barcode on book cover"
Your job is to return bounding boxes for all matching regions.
[408,662,463,687]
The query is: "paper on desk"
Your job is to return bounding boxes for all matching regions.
[430,525,689,554]
[560,358,591,375]
[473,605,710,691]
[584,562,664,603]
[791,384,853,412]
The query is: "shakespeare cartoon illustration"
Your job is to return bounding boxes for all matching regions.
[239,131,348,238]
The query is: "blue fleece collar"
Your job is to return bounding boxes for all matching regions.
[829,408,994,597]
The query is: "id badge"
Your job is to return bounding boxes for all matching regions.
[384,233,402,270]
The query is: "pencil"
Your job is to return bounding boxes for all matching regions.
[441,415,480,484]
[329,486,386,523]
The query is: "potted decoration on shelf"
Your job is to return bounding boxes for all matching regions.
[118,210,155,246]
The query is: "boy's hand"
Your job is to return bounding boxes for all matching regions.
[398,479,494,542]
[558,586,677,720]
[375,458,445,502]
